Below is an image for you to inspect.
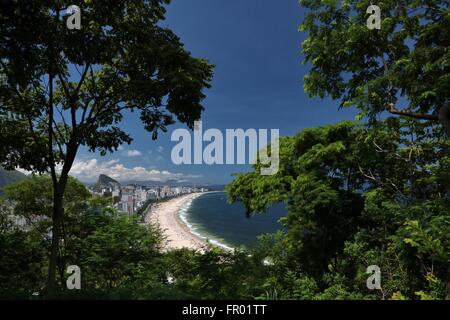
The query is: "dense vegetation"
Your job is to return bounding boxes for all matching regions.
[0,0,213,294]
[0,0,448,300]
[300,0,450,135]
[0,175,269,299]
[1,124,448,299]
[227,120,449,300]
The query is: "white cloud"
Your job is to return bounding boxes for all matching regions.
[68,158,200,183]
[157,146,164,153]
[15,167,32,175]
[126,149,142,157]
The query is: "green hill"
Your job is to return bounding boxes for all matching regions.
[0,168,26,192]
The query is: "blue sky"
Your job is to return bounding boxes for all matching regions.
[73,0,357,185]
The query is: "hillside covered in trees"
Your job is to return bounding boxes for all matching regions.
[0,168,26,193]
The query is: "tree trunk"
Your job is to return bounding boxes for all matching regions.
[46,169,71,298]
[46,186,64,297]
[438,105,450,137]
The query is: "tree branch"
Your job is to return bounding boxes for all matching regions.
[51,119,67,159]
[48,71,58,188]
[56,71,71,101]
[74,64,90,97]
[386,103,439,121]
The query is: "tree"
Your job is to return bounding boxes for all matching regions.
[2,174,96,291]
[0,174,167,299]
[0,199,48,298]
[0,174,92,297]
[0,1,213,295]
[79,215,163,294]
[228,122,369,277]
[300,0,450,136]
[227,121,449,299]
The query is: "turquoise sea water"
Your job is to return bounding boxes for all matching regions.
[179,192,286,249]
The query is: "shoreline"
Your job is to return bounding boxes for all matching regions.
[144,193,208,252]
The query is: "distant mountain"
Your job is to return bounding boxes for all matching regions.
[94,174,121,191]
[91,175,224,190]
[203,184,226,191]
[121,180,225,190]
[0,168,26,192]
[122,179,185,187]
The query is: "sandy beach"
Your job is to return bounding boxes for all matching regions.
[144,193,208,252]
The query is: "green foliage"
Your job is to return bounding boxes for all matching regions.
[227,120,450,300]
[300,0,450,134]
[0,140,448,300]
[0,0,214,172]
[0,0,214,293]
[0,227,47,299]
[79,215,162,289]
[1,1,449,300]
[161,248,262,299]
[3,174,90,218]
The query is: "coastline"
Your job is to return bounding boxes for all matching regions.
[144,193,208,252]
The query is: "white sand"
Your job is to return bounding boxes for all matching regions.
[144,193,207,252]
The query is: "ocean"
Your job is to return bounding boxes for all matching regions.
[179,191,287,250]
